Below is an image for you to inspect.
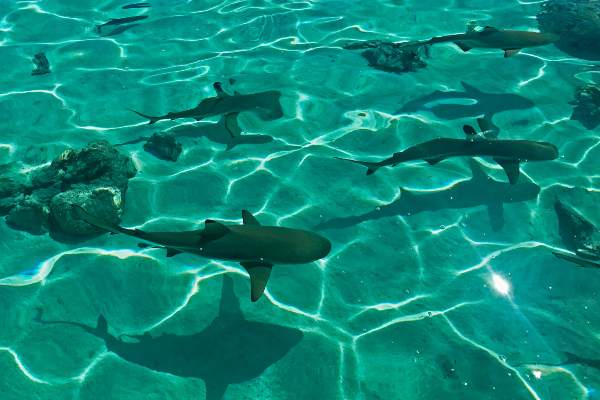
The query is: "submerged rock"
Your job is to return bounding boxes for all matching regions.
[344,40,428,74]
[6,199,49,235]
[143,132,183,162]
[570,84,600,130]
[537,0,600,61]
[49,186,123,237]
[0,141,136,240]
[554,199,598,250]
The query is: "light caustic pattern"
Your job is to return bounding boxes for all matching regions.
[0,0,599,399]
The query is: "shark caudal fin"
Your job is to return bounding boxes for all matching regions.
[334,157,381,175]
[71,205,129,235]
[128,108,161,124]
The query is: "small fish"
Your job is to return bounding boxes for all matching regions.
[122,2,151,9]
[96,15,148,33]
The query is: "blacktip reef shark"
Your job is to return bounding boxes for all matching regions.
[131,82,284,128]
[34,275,303,400]
[400,25,559,57]
[335,122,559,184]
[397,81,535,133]
[72,206,331,302]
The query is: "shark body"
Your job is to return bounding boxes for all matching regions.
[72,206,331,302]
[131,83,283,126]
[405,26,559,57]
[336,134,558,184]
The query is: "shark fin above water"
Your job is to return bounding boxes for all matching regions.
[493,158,521,184]
[242,210,261,226]
[241,261,273,302]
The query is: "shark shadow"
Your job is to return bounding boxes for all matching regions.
[315,159,540,231]
[36,275,303,400]
[396,81,535,134]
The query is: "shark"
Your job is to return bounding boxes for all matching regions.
[315,159,540,231]
[397,81,535,130]
[335,122,559,184]
[34,275,304,400]
[72,206,331,302]
[401,25,559,57]
[117,107,274,151]
[131,82,284,127]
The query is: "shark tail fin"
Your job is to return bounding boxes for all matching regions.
[71,205,128,235]
[334,157,381,175]
[128,108,161,125]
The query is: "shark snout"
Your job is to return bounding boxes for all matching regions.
[292,231,332,263]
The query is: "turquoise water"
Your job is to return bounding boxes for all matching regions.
[1,0,599,399]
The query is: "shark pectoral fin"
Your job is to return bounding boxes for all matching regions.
[166,248,182,258]
[202,220,230,242]
[424,156,446,165]
[221,112,241,138]
[454,41,472,52]
[494,158,520,184]
[487,202,504,231]
[241,261,273,302]
[504,49,521,58]
[242,210,261,225]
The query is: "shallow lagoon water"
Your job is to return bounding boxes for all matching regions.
[0,0,599,399]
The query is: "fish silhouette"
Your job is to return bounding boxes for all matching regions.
[35,275,303,400]
[316,158,540,231]
[397,81,534,128]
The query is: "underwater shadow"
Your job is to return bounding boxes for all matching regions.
[36,275,303,400]
[315,159,540,231]
[171,118,274,151]
[396,82,535,130]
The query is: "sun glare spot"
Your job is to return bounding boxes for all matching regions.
[491,273,511,296]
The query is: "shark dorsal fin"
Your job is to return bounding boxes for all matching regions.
[96,315,108,336]
[202,220,230,241]
[493,158,520,184]
[242,210,261,226]
[460,82,481,95]
[241,261,272,302]
[213,82,231,98]
[463,124,478,136]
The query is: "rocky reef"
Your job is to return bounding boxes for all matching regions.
[570,84,600,130]
[344,40,428,74]
[537,0,600,61]
[0,141,137,241]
